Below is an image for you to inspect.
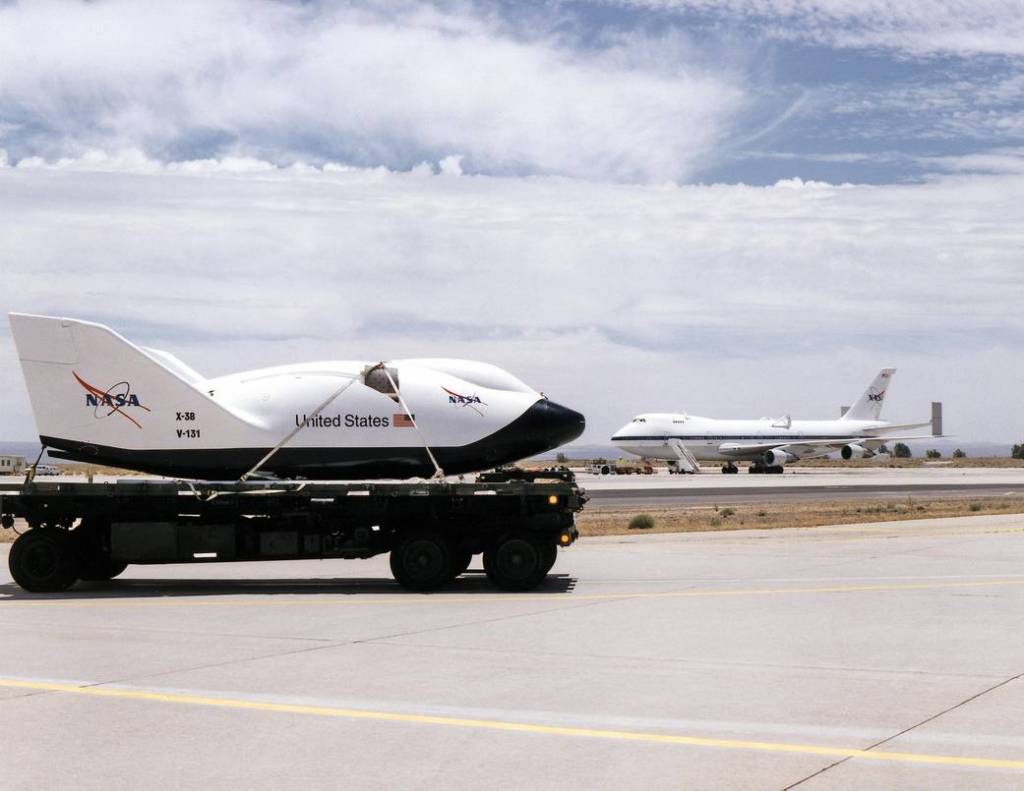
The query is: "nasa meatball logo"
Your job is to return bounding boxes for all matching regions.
[441,386,487,416]
[74,371,150,429]
[867,388,886,403]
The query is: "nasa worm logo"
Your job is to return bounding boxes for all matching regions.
[74,371,151,429]
[441,386,487,416]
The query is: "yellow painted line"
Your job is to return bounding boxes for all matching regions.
[1,678,1021,770]
[3,577,1024,608]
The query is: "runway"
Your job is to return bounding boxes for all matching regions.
[6,466,1023,510]
[581,467,1024,507]
[2,512,1024,789]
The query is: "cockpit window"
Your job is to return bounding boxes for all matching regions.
[363,364,400,403]
[632,417,646,423]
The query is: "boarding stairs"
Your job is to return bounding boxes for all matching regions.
[668,439,700,474]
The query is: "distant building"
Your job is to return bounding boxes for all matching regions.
[0,455,27,475]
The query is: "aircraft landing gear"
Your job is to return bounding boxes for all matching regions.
[721,462,739,474]
[748,461,785,475]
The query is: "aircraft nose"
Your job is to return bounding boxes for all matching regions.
[463,397,586,470]
[527,398,586,447]
[611,422,633,442]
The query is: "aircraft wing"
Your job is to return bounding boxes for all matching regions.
[718,439,864,459]
[718,434,936,459]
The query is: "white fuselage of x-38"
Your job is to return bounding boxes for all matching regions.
[9,314,585,480]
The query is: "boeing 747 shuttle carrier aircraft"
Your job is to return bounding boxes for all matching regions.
[9,314,585,480]
[612,368,938,474]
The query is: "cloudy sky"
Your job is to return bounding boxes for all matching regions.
[0,0,1021,446]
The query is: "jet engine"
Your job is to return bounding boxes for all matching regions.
[841,444,875,460]
[762,449,798,466]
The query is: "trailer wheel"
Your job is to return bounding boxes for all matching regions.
[483,536,549,591]
[390,532,453,591]
[539,543,558,575]
[9,528,79,592]
[449,549,473,580]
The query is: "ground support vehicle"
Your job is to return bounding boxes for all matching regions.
[1,471,585,594]
[587,459,654,475]
[616,462,655,475]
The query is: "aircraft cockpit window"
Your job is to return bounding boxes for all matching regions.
[632,417,646,423]
[363,365,400,403]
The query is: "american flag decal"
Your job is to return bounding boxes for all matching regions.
[394,413,415,427]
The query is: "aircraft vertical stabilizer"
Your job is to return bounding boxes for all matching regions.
[842,367,896,421]
[9,313,241,451]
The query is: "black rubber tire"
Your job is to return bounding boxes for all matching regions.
[389,532,453,591]
[539,543,558,575]
[483,536,549,592]
[448,549,473,580]
[9,528,79,592]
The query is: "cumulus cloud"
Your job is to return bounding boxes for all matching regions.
[0,154,1021,442]
[0,0,743,182]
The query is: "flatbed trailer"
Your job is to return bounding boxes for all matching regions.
[0,470,586,594]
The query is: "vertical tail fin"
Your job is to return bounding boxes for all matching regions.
[9,313,228,451]
[842,368,896,421]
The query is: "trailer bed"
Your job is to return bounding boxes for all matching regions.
[1,471,586,593]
